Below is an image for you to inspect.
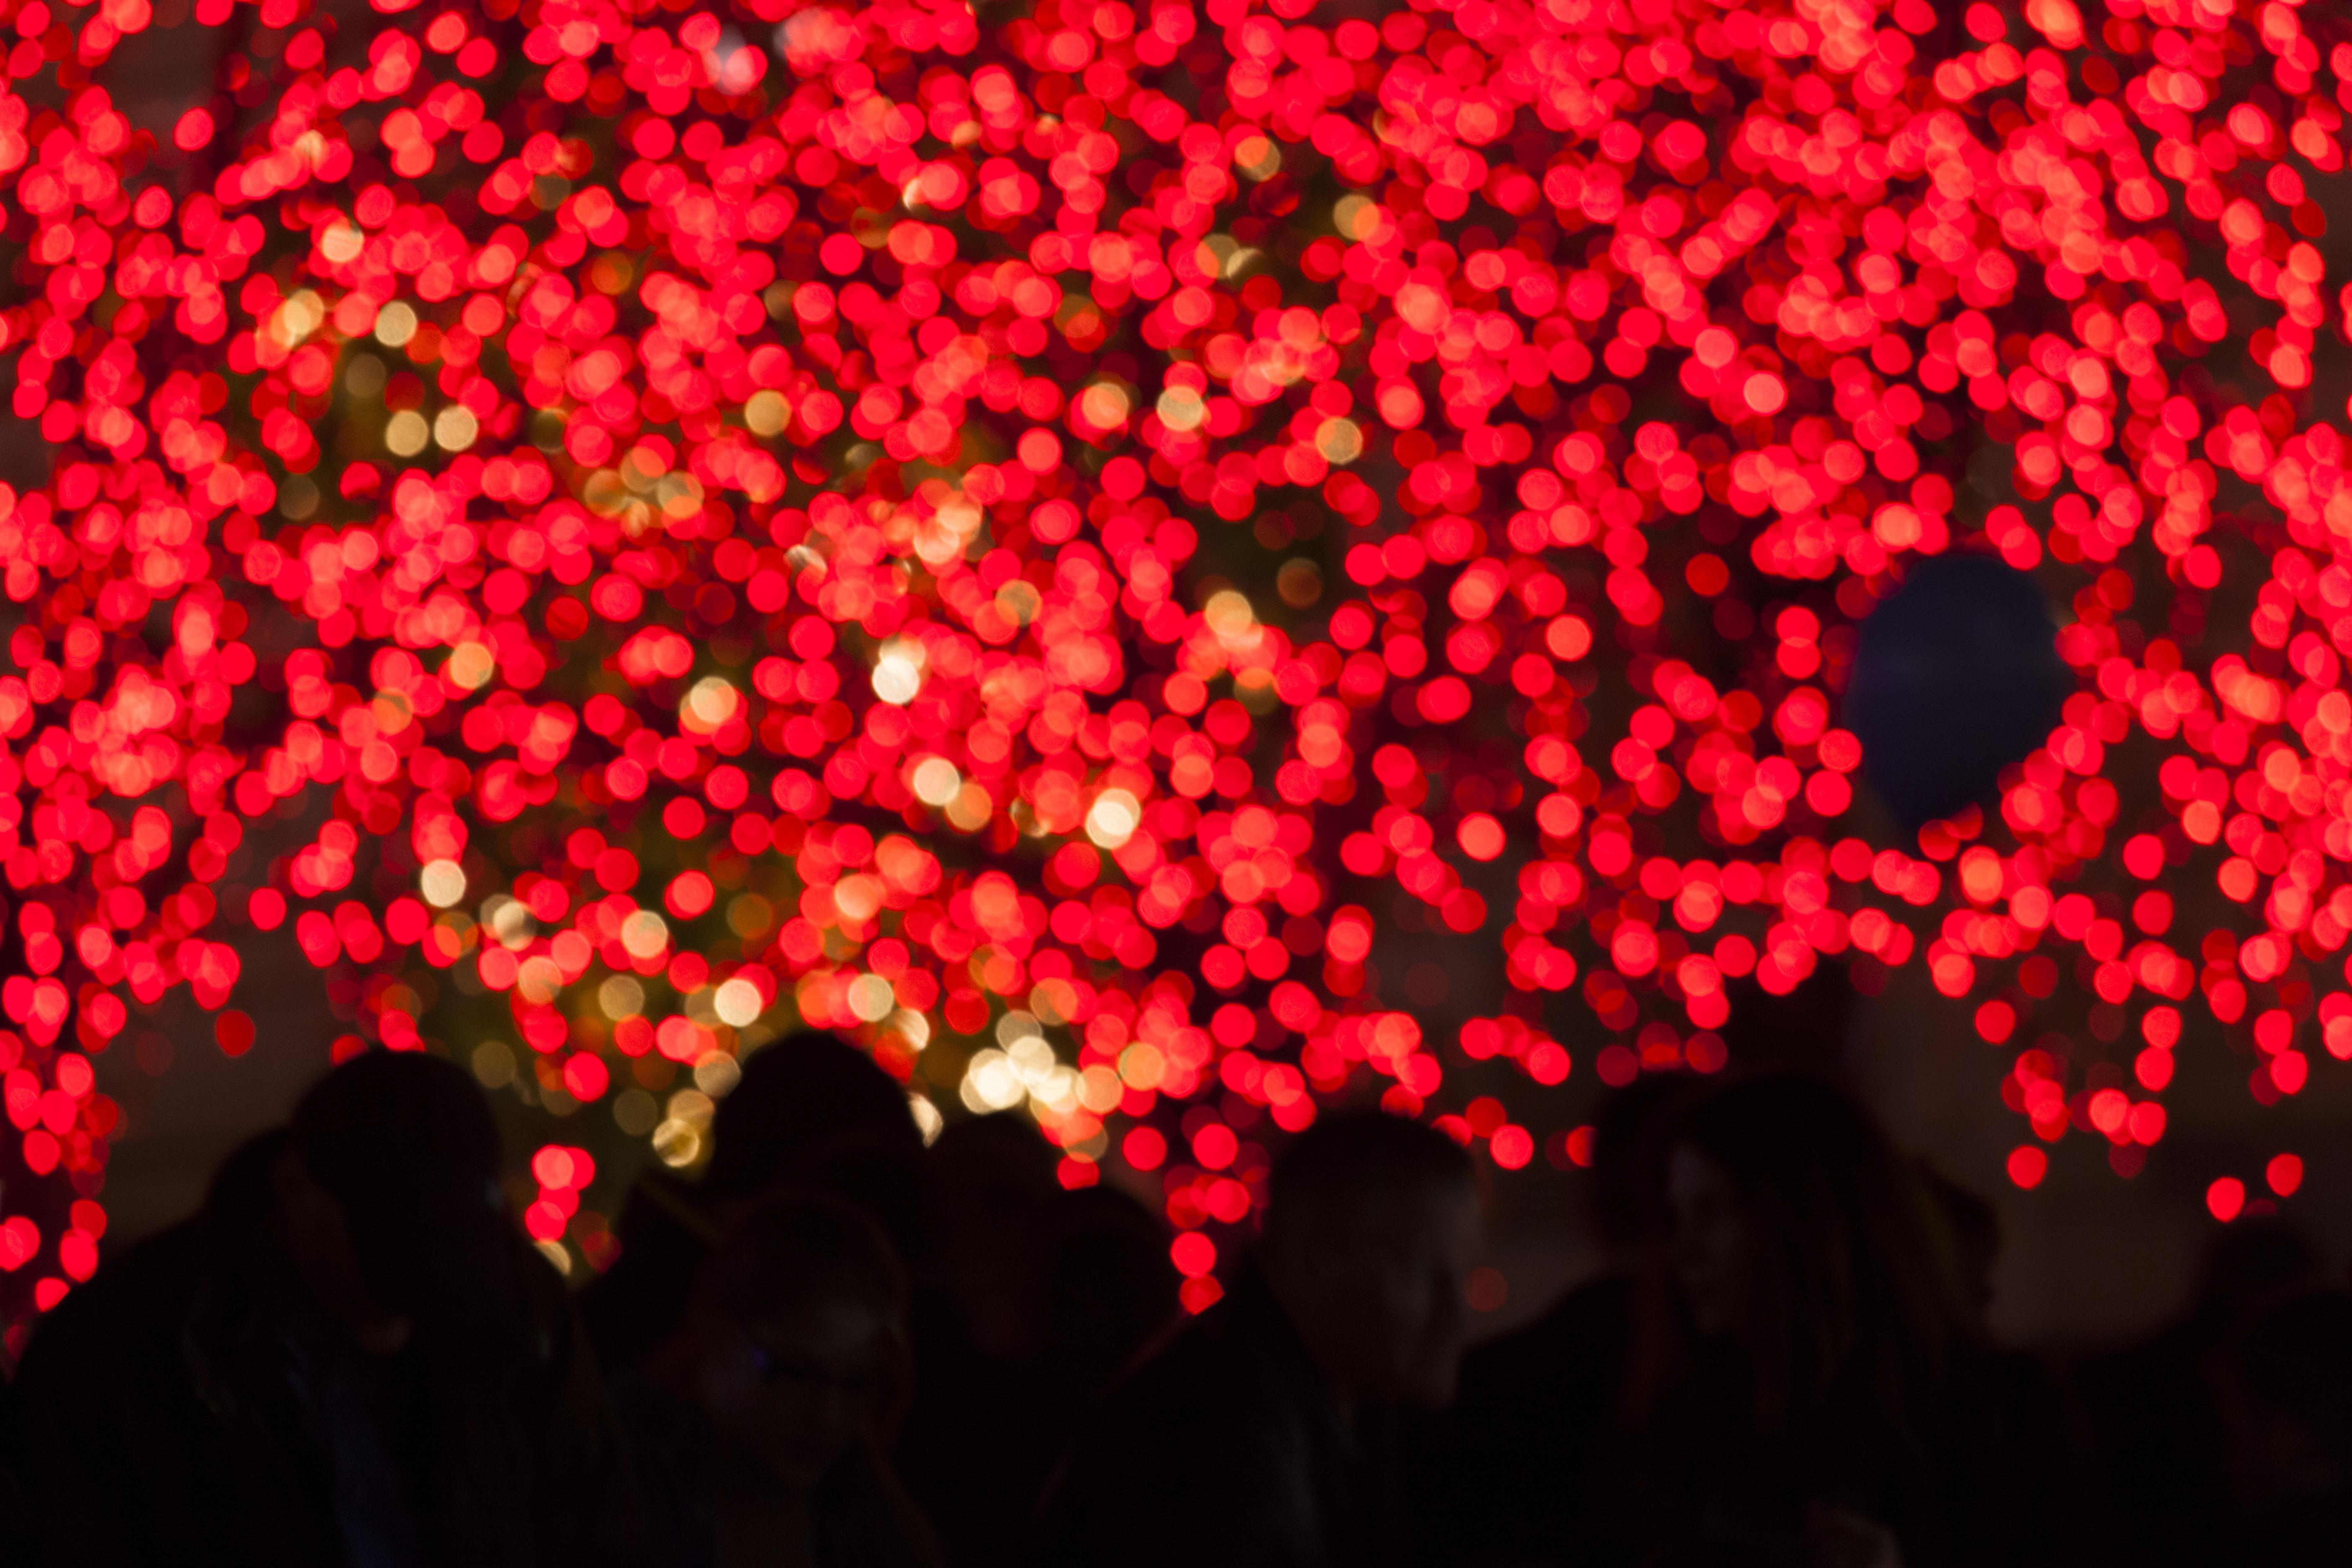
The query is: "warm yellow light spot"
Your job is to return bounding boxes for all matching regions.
[446,642,495,690]
[1086,788,1140,849]
[621,908,669,960]
[374,301,419,348]
[1078,383,1131,428]
[681,676,740,730]
[344,354,386,399]
[266,289,325,350]
[1233,133,1280,181]
[652,1119,702,1167]
[1315,417,1363,464]
[746,389,789,436]
[1277,559,1323,609]
[1157,387,1206,431]
[385,410,429,456]
[694,1051,743,1095]
[959,1049,1028,1112]
[472,1040,515,1088]
[911,756,962,807]
[599,975,645,1019]
[872,648,922,705]
[944,781,992,831]
[420,859,467,908]
[848,973,896,1022]
[614,1088,659,1135]
[484,895,534,950]
[433,406,479,452]
[713,977,763,1027]
[1204,590,1257,641]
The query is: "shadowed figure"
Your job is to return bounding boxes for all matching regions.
[1409,1072,1700,1568]
[1614,1073,2064,1568]
[2079,1219,2326,1568]
[1034,1112,1480,1568]
[616,1195,940,1568]
[895,1114,1177,1568]
[582,1031,927,1377]
[2213,1285,2352,1566]
[0,1050,651,1568]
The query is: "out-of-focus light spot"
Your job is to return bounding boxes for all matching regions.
[847,973,895,1022]
[1316,417,1363,464]
[599,975,645,1019]
[911,757,962,807]
[960,1048,1028,1112]
[1086,789,1140,849]
[2267,1153,2303,1197]
[713,977,763,1027]
[445,642,496,690]
[433,407,479,452]
[386,411,430,456]
[694,1051,743,1096]
[681,676,740,730]
[1203,591,1256,643]
[1277,559,1322,609]
[483,895,534,950]
[1457,814,1506,861]
[1077,383,1130,428]
[2208,1177,2246,1222]
[472,1041,516,1089]
[1157,386,1206,431]
[745,390,790,436]
[652,1119,702,1168]
[872,647,922,705]
[374,301,419,348]
[420,860,467,908]
[614,1090,659,1136]
[621,909,669,960]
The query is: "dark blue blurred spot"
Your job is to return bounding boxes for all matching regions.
[1846,553,2071,836]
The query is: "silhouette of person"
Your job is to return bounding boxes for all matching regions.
[1620,1073,2044,1568]
[2080,1219,2326,1568]
[896,1116,1176,1566]
[616,1195,940,1568]
[1035,1112,1480,1568]
[582,1031,926,1376]
[1,1050,652,1568]
[2214,1285,2352,1566]
[1411,1072,1700,1568]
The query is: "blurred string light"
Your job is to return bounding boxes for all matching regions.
[0,0,2339,1336]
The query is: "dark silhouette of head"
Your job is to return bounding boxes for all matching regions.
[2189,1217,2324,1336]
[1661,1073,1979,1437]
[1589,1071,1702,1255]
[702,1032,923,1210]
[1261,1112,1481,1410]
[2218,1286,2352,1513]
[1018,1185,1179,1399]
[289,1049,516,1335]
[690,1194,913,1491]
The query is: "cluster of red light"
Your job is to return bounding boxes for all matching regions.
[0,0,2341,1333]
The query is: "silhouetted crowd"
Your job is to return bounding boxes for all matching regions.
[0,1035,2346,1567]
